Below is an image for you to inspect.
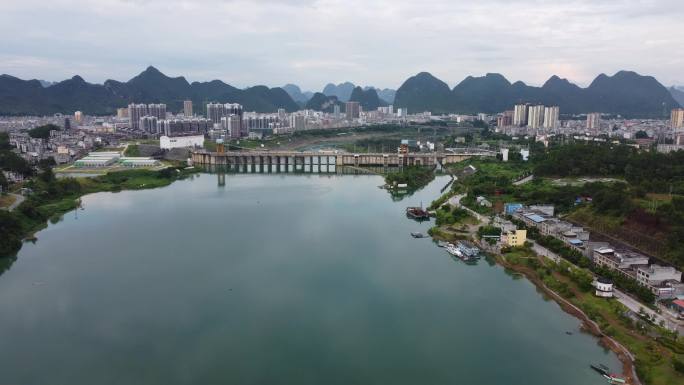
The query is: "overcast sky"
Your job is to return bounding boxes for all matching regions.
[1,0,682,91]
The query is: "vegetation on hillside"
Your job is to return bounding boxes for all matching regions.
[0,133,33,180]
[451,143,684,269]
[28,124,60,139]
[534,143,684,194]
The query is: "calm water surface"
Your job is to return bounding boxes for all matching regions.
[0,173,619,385]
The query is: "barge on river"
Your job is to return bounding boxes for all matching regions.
[406,206,430,220]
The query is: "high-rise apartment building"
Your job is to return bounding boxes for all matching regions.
[333,105,341,118]
[345,101,360,120]
[289,115,305,131]
[207,103,244,128]
[225,103,244,135]
[221,115,242,139]
[158,118,211,136]
[586,113,601,131]
[139,116,158,133]
[184,100,193,117]
[128,104,148,130]
[148,104,167,120]
[74,111,83,123]
[128,103,166,129]
[117,108,129,119]
[497,110,514,127]
[513,104,528,126]
[206,103,226,124]
[543,106,560,130]
[671,108,684,129]
[527,105,545,129]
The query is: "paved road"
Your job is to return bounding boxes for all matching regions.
[527,225,682,333]
[496,214,683,333]
[613,289,683,333]
[448,194,485,222]
[1,193,25,212]
[513,174,534,185]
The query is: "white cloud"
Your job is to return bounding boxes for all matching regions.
[0,0,682,90]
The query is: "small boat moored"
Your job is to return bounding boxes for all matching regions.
[590,364,612,378]
[406,206,430,221]
[411,232,426,238]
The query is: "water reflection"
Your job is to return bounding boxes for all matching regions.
[0,256,16,278]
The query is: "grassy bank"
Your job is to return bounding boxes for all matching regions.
[498,244,684,385]
[0,167,196,257]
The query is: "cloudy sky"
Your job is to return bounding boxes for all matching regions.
[1,0,682,90]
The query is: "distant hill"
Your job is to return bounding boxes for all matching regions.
[0,66,299,115]
[374,88,396,104]
[322,82,356,102]
[282,84,313,104]
[38,80,56,88]
[394,72,453,114]
[670,87,684,107]
[394,70,680,118]
[349,86,385,111]
[305,92,343,113]
[322,82,395,104]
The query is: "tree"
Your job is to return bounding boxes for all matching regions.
[0,211,23,257]
[0,132,11,150]
[28,124,60,139]
[634,130,649,139]
[38,158,56,183]
[0,150,32,176]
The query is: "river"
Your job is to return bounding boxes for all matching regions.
[0,172,619,385]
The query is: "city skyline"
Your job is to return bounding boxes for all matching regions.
[1,0,683,90]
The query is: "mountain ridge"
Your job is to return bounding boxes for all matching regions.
[0,67,679,117]
[394,70,679,118]
[0,66,299,115]
[669,87,684,107]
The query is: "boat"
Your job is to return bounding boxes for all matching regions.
[607,376,626,384]
[437,240,449,248]
[445,244,462,257]
[590,364,610,376]
[456,241,481,261]
[406,206,430,220]
[411,232,426,238]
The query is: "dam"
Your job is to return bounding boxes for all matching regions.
[190,149,496,170]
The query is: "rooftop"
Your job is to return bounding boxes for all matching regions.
[595,247,614,254]
[524,213,546,223]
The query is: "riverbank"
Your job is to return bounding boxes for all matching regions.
[0,167,196,258]
[424,195,643,384]
[490,245,640,385]
[427,205,684,385]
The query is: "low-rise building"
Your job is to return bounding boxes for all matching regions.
[118,157,160,168]
[636,265,682,298]
[74,151,121,168]
[502,229,527,247]
[594,277,614,298]
[593,248,649,271]
[476,196,492,207]
[160,135,204,150]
